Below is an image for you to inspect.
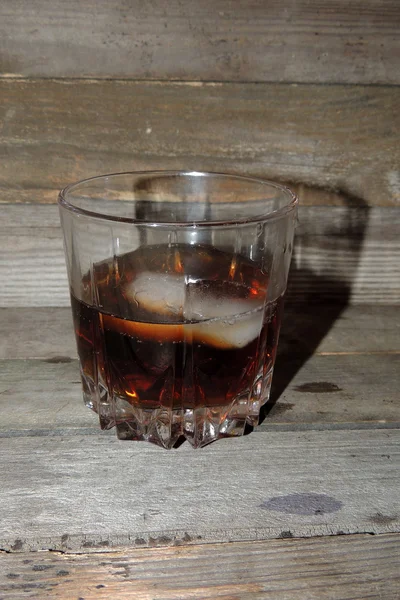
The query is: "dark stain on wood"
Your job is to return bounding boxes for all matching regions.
[369,512,398,526]
[269,402,295,415]
[149,535,173,546]
[294,382,342,393]
[82,539,110,548]
[32,564,53,571]
[112,562,129,571]
[56,570,70,577]
[10,539,23,551]
[261,493,343,516]
[279,531,294,538]
[3,582,55,590]
[134,537,146,545]
[44,356,73,364]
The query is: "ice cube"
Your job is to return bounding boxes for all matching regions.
[123,272,265,349]
[184,293,259,321]
[124,272,185,317]
[191,306,263,349]
[103,305,263,349]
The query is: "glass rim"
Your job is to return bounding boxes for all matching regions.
[58,170,298,227]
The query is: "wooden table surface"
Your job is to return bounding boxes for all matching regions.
[1,1,400,596]
[0,302,399,598]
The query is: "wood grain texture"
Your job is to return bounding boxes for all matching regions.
[0,80,399,206]
[0,430,399,552]
[1,353,398,434]
[0,308,76,360]
[1,204,399,306]
[0,0,399,83]
[1,535,399,599]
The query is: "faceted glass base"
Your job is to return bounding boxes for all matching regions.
[81,367,274,449]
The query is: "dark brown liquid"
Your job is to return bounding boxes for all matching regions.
[71,244,283,419]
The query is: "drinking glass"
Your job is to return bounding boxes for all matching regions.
[58,171,298,448]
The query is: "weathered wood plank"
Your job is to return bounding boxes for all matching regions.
[0,360,97,432]
[1,305,399,361]
[1,535,399,599]
[1,352,398,434]
[0,80,399,206]
[0,430,398,551]
[0,308,76,360]
[281,304,400,355]
[0,0,399,83]
[1,204,399,306]
[265,352,400,427]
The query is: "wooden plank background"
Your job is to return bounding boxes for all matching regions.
[0,0,399,83]
[1,6,399,306]
[0,80,399,207]
[1,535,400,599]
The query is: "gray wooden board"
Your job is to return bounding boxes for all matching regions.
[1,535,400,599]
[0,353,399,434]
[0,0,399,83]
[0,204,399,306]
[0,308,76,361]
[1,304,399,362]
[0,430,399,552]
[0,80,399,206]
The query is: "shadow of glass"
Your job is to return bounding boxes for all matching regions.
[260,190,370,423]
[129,175,370,431]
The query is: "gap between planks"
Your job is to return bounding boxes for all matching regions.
[2,76,400,87]
[318,350,400,355]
